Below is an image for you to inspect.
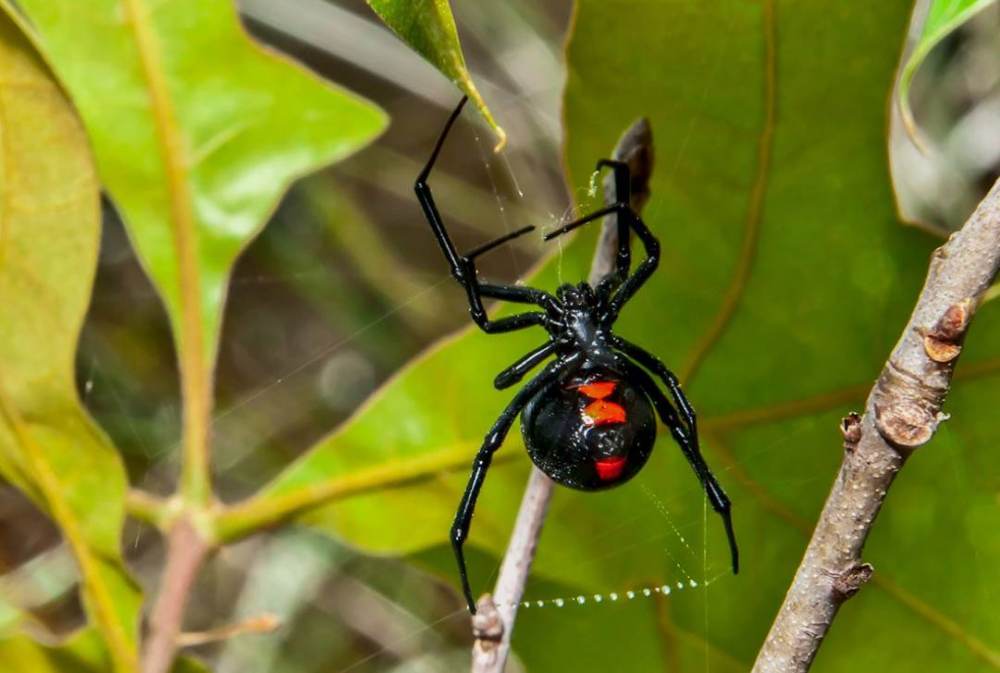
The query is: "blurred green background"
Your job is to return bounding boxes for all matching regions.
[1,1,998,672]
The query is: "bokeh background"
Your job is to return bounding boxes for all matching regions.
[2,1,998,671]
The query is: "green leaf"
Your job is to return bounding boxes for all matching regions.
[13,0,387,503]
[0,629,208,673]
[365,0,505,148]
[0,599,23,637]
[0,630,112,673]
[221,1,1000,671]
[898,0,996,142]
[0,9,140,672]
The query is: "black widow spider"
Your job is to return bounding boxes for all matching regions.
[416,97,739,613]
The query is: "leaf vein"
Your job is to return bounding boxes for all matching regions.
[679,0,776,386]
[121,0,212,503]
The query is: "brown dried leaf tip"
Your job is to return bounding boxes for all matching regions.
[840,412,862,451]
[833,562,874,600]
[922,298,974,363]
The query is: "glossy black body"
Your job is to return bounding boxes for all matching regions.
[521,365,655,490]
[416,97,739,614]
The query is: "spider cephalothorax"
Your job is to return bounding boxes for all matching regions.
[416,97,739,613]
[556,282,597,310]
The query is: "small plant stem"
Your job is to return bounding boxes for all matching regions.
[176,613,280,647]
[752,177,1000,673]
[141,517,210,673]
[126,489,173,529]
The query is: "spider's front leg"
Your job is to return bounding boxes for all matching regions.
[594,159,634,287]
[542,172,660,323]
[493,342,556,390]
[415,97,558,334]
[451,356,577,613]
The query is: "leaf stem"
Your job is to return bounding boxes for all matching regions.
[125,489,173,529]
[141,518,210,673]
[212,444,487,543]
[122,4,215,672]
[751,177,1000,673]
[121,0,212,508]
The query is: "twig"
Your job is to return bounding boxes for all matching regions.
[470,467,553,671]
[752,177,1000,673]
[176,612,280,647]
[141,517,210,673]
[471,118,654,673]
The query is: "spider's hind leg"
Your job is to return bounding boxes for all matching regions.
[451,356,577,613]
[616,357,739,575]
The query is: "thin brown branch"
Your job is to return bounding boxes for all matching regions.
[471,118,654,673]
[175,612,280,647]
[141,517,210,673]
[471,467,552,672]
[752,177,1000,673]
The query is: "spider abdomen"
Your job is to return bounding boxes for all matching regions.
[520,370,656,491]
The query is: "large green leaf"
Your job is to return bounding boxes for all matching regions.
[898,0,997,140]
[365,0,505,147]
[220,1,1000,671]
[0,9,140,672]
[13,0,386,502]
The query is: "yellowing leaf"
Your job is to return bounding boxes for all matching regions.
[366,0,505,148]
[0,629,207,673]
[14,0,387,503]
[0,629,110,673]
[0,9,139,671]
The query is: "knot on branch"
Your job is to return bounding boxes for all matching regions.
[832,563,873,601]
[839,412,862,452]
[872,299,974,450]
[872,360,948,451]
[920,298,973,363]
[471,594,504,645]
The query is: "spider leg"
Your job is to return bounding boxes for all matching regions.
[543,196,659,325]
[611,336,697,437]
[616,357,739,575]
[493,342,556,390]
[452,355,579,613]
[603,210,659,322]
[465,225,535,260]
[478,283,558,307]
[595,159,633,285]
[415,97,558,333]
